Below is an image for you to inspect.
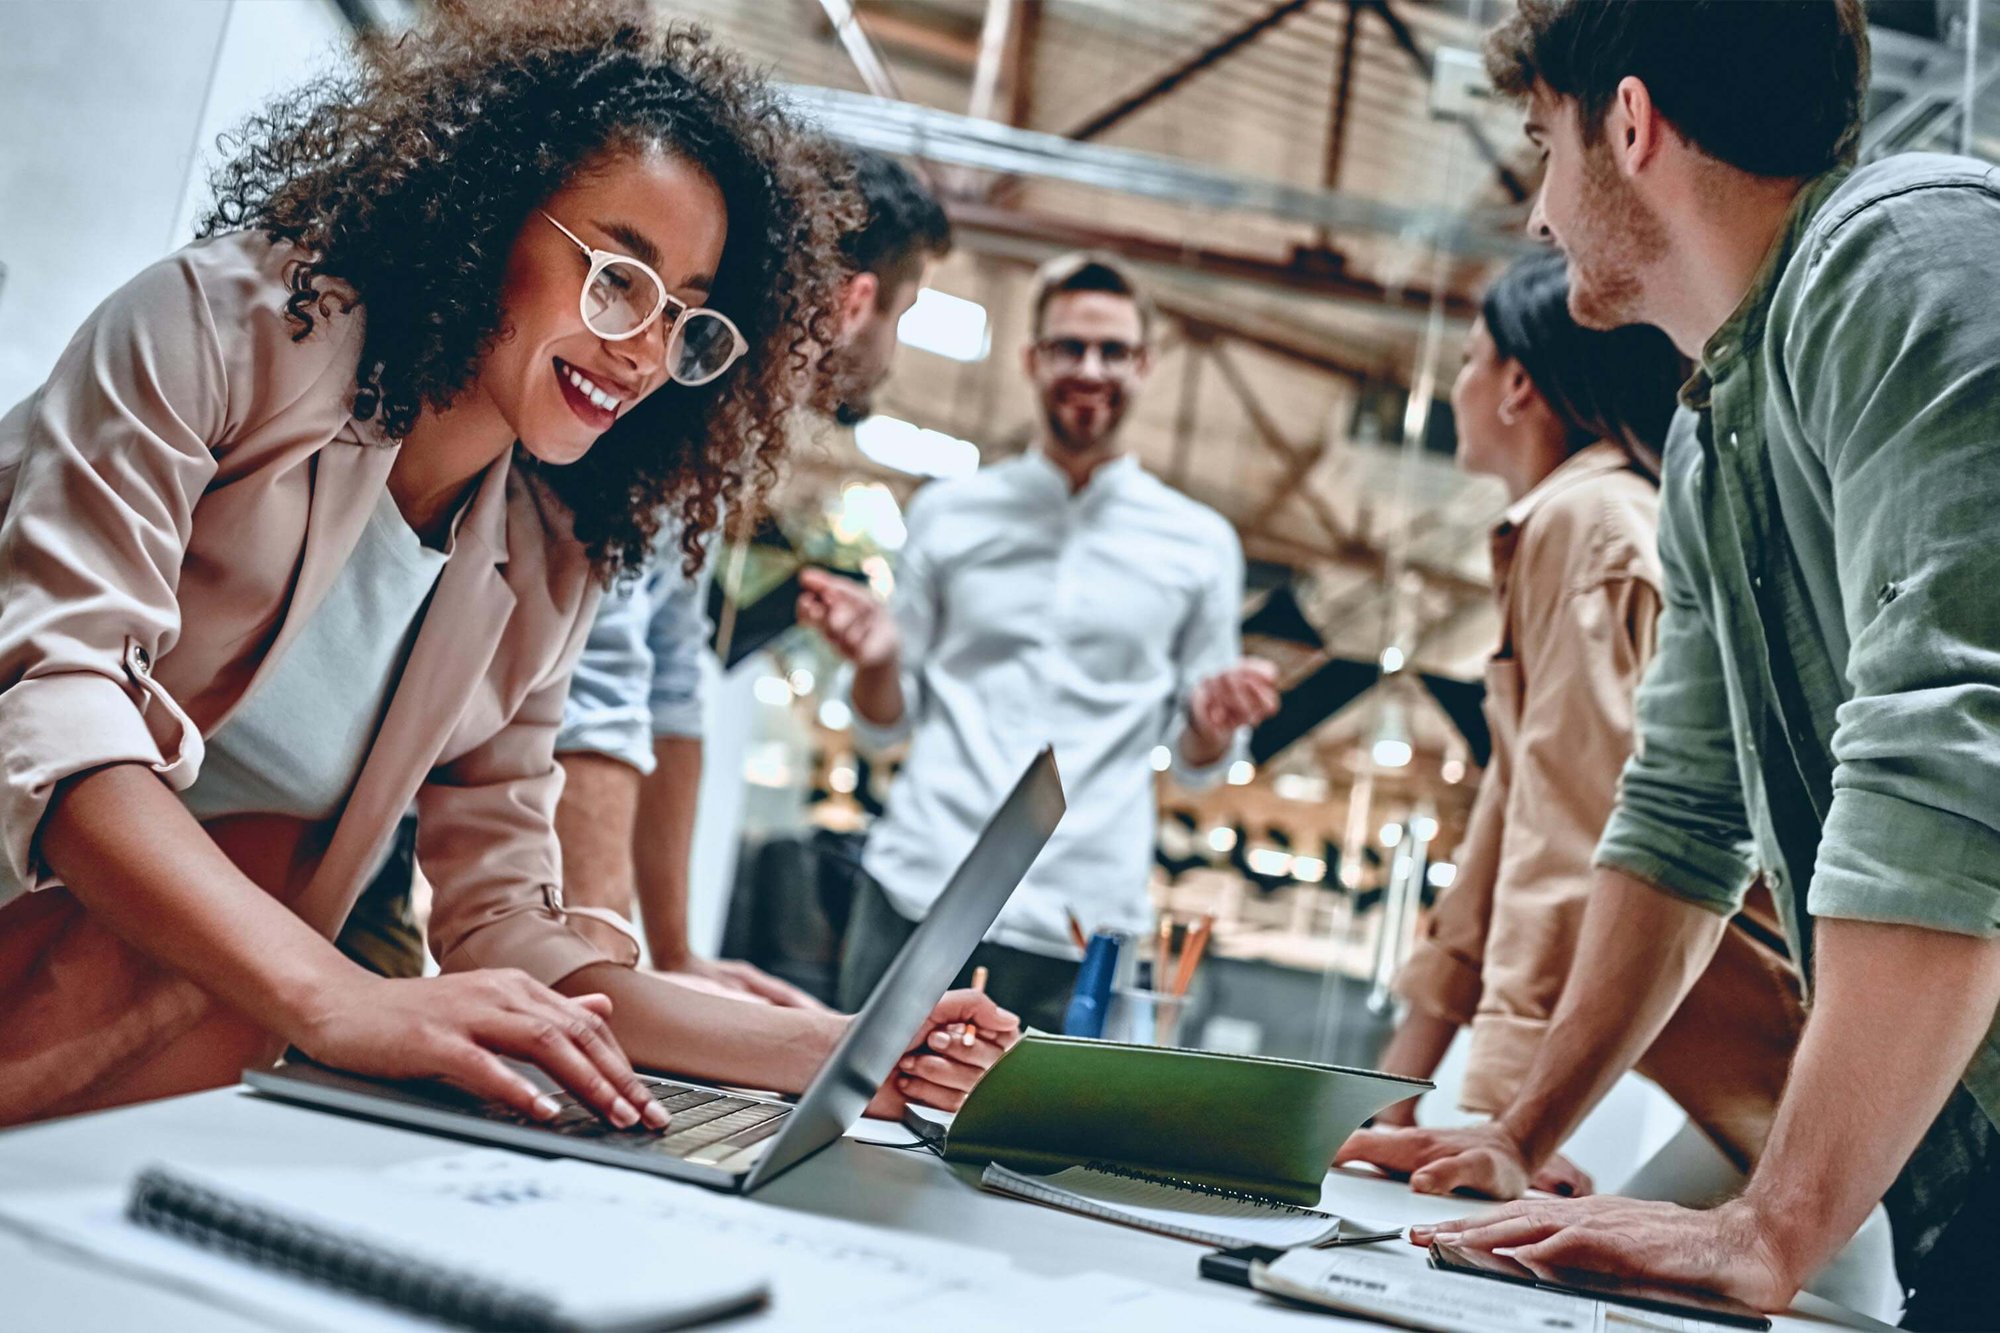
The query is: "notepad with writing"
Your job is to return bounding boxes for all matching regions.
[980,1162,1399,1250]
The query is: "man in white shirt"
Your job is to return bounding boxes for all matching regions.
[801,253,1278,1030]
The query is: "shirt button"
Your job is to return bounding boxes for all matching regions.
[1729,432,1740,448]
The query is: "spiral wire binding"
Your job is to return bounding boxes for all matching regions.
[1080,1160,1337,1219]
[127,1167,564,1331]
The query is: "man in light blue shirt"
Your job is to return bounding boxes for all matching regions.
[550,150,953,1004]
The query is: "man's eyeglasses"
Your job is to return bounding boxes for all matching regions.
[1035,337,1143,373]
[541,212,748,387]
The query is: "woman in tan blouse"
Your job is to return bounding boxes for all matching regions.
[0,5,1012,1128]
[1338,253,1802,1197]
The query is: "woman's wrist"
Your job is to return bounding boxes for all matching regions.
[272,952,377,1051]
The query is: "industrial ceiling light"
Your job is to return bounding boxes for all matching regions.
[1371,695,1413,769]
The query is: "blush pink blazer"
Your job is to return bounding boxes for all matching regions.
[0,231,629,1123]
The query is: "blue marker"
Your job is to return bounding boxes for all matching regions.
[1063,931,1122,1038]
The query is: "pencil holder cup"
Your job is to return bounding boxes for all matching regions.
[1101,986,1189,1048]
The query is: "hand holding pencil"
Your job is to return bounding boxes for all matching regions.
[883,979,1020,1113]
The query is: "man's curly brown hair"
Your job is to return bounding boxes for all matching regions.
[198,0,857,580]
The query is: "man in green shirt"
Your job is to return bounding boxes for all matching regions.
[1345,2,2000,1325]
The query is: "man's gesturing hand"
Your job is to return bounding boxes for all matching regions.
[797,568,898,669]
[1188,658,1280,747]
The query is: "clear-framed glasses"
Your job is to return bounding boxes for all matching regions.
[1034,337,1143,373]
[540,212,748,387]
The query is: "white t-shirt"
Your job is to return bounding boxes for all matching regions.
[181,488,449,822]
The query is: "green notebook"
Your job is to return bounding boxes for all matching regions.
[941,1034,1430,1206]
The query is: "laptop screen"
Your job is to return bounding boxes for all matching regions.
[743,747,1064,1189]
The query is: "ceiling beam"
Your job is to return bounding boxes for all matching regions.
[945,199,1481,324]
[816,0,905,102]
[1318,0,1363,233]
[1360,0,1530,204]
[968,0,1021,120]
[852,8,981,71]
[786,83,1532,260]
[1062,0,1320,142]
[1004,0,1042,128]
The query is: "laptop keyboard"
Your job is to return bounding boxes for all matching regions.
[522,1078,792,1166]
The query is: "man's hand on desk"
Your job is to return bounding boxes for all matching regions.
[1409,1196,1797,1313]
[797,568,898,669]
[864,988,1021,1118]
[1335,1121,1593,1200]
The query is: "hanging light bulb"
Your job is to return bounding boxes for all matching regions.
[1371,695,1412,769]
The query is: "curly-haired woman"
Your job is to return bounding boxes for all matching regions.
[0,2,1013,1128]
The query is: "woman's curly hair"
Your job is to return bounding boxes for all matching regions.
[199,0,857,580]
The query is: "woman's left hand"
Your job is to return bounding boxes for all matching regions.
[866,988,1021,1116]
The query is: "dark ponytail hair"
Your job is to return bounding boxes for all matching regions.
[1481,251,1686,479]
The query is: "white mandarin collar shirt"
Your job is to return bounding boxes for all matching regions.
[857,448,1247,958]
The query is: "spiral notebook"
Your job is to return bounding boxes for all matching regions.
[121,1162,770,1331]
[979,1163,1400,1251]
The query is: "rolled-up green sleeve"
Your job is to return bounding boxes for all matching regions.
[1786,184,2000,937]
[1595,416,1757,915]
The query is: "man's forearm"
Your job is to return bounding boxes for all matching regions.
[1379,1008,1462,1085]
[554,752,642,924]
[1498,867,1728,1165]
[634,736,701,967]
[850,658,905,729]
[1743,918,2000,1285]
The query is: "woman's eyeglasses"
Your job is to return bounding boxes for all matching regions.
[541,212,748,387]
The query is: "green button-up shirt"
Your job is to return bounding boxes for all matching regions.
[1594,153,2000,1132]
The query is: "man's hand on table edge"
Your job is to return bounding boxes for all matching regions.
[1335,1120,1541,1199]
[1408,1194,1799,1313]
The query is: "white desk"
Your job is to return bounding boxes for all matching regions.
[0,1089,1886,1332]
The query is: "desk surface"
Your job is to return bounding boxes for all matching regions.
[0,1089,1882,1332]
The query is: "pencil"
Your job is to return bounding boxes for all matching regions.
[1064,906,1089,955]
[1170,914,1214,998]
[963,965,989,1046]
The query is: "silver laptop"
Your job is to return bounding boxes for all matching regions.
[245,747,1064,1194]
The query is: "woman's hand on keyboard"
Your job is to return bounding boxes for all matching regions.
[294,969,670,1131]
[869,988,1021,1115]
